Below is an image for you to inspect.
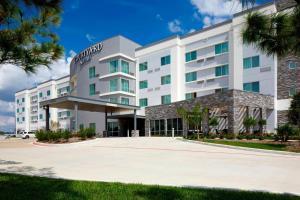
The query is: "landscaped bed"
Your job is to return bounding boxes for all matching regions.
[184,135,300,153]
[35,128,96,144]
[0,173,299,200]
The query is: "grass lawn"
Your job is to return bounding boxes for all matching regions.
[0,173,299,200]
[203,139,289,151]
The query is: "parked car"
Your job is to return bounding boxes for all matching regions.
[19,131,36,139]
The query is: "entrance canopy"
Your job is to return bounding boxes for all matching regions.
[39,95,140,133]
[39,96,139,113]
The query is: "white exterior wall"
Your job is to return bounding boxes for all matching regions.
[15,76,70,132]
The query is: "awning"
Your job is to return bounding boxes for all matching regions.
[39,95,140,112]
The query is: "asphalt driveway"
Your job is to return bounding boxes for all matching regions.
[0,137,299,195]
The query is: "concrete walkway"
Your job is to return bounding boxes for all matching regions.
[0,137,299,195]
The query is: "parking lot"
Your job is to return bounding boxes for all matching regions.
[0,137,300,195]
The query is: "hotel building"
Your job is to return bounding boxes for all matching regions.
[15,1,299,136]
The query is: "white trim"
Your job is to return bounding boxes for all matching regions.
[98,72,136,80]
[99,91,136,97]
[187,86,228,94]
[277,99,291,111]
[98,53,135,62]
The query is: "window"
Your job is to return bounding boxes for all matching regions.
[121,60,129,74]
[89,66,96,78]
[161,75,171,85]
[109,97,118,103]
[150,119,165,136]
[215,64,229,77]
[243,81,260,93]
[185,51,197,62]
[58,112,61,118]
[108,122,119,137]
[66,86,70,93]
[243,56,259,69]
[22,107,25,112]
[79,124,84,130]
[89,84,96,95]
[67,111,71,117]
[288,61,297,69]
[110,79,118,92]
[39,114,43,120]
[121,79,129,92]
[17,99,19,104]
[167,118,183,136]
[161,55,171,66]
[185,92,197,100]
[139,62,148,71]
[17,108,19,113]
[17,118,19,122]
[289,87,296,97]
[121,97,129,105]
[22,117,25,121]
[161,94,171,104]
[139,80,148,89]
[22,98,25,102]
[109,60,119,73]
[185,72,197,82]
[89,123,96,130]
[47,90,51,96]
[39,92,43,98]
[215,42,229,55]
[139,98,148,107]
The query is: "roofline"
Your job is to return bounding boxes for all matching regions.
[135,1,275,52]
[135,35,179,51]
[233,2,275,17]
[15,75,70,95]
[180,19,232,40]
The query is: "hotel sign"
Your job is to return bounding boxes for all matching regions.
[74,42,103,64]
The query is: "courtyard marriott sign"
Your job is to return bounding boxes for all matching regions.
[74,42,103,64]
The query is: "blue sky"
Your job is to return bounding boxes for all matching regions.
[0,0,271,131]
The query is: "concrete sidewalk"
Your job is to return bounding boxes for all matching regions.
[0,137,299,195]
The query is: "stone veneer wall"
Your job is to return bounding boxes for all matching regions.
[277,110,289,126]
[277,55,300,100]
[145,90,274,135]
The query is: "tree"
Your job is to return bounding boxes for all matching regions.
[0,0,63,73]
[288,92,300,132]
[177,103,206,140]
[239,0,300,57]
[276,123,298,142]
[209,117,219,134]
[243,116,257,134]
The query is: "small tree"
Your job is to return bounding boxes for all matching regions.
[209,117,219,134]
[288,92,300,134]
[243,116,257,134]
[277,124,298,142]
[177,103,206,140]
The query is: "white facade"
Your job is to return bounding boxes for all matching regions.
[15,76,71,133]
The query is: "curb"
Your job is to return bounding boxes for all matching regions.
[177,138,300,156]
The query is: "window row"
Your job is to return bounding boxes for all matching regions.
[139,75,171,89]
[109,97,130,105]
[150,118,183,136]
[16,98,25,104]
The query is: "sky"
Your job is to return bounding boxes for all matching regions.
[0,0,271,132]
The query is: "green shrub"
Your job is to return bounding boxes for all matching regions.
[85,128,96,138]
[35,130,48,141]
[277,124,298,142]
[61,130,71,140]
[224,133,235,140]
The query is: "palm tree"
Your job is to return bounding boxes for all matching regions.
[243,116,257,134]
[236,0,300,57]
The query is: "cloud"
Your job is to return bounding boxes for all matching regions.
[156,14,163,21]
[193,12,201,21]
[86,33,96,43]
[190,0,242,17]
[0,116,15,131]
[168,19,184,33]
[69,49,77,58]
[202,16,228,28]
[0,99,14,113]
[0,52,73,131]
[188,29,196,33]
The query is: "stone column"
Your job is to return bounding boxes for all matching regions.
[227,105,240,134]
